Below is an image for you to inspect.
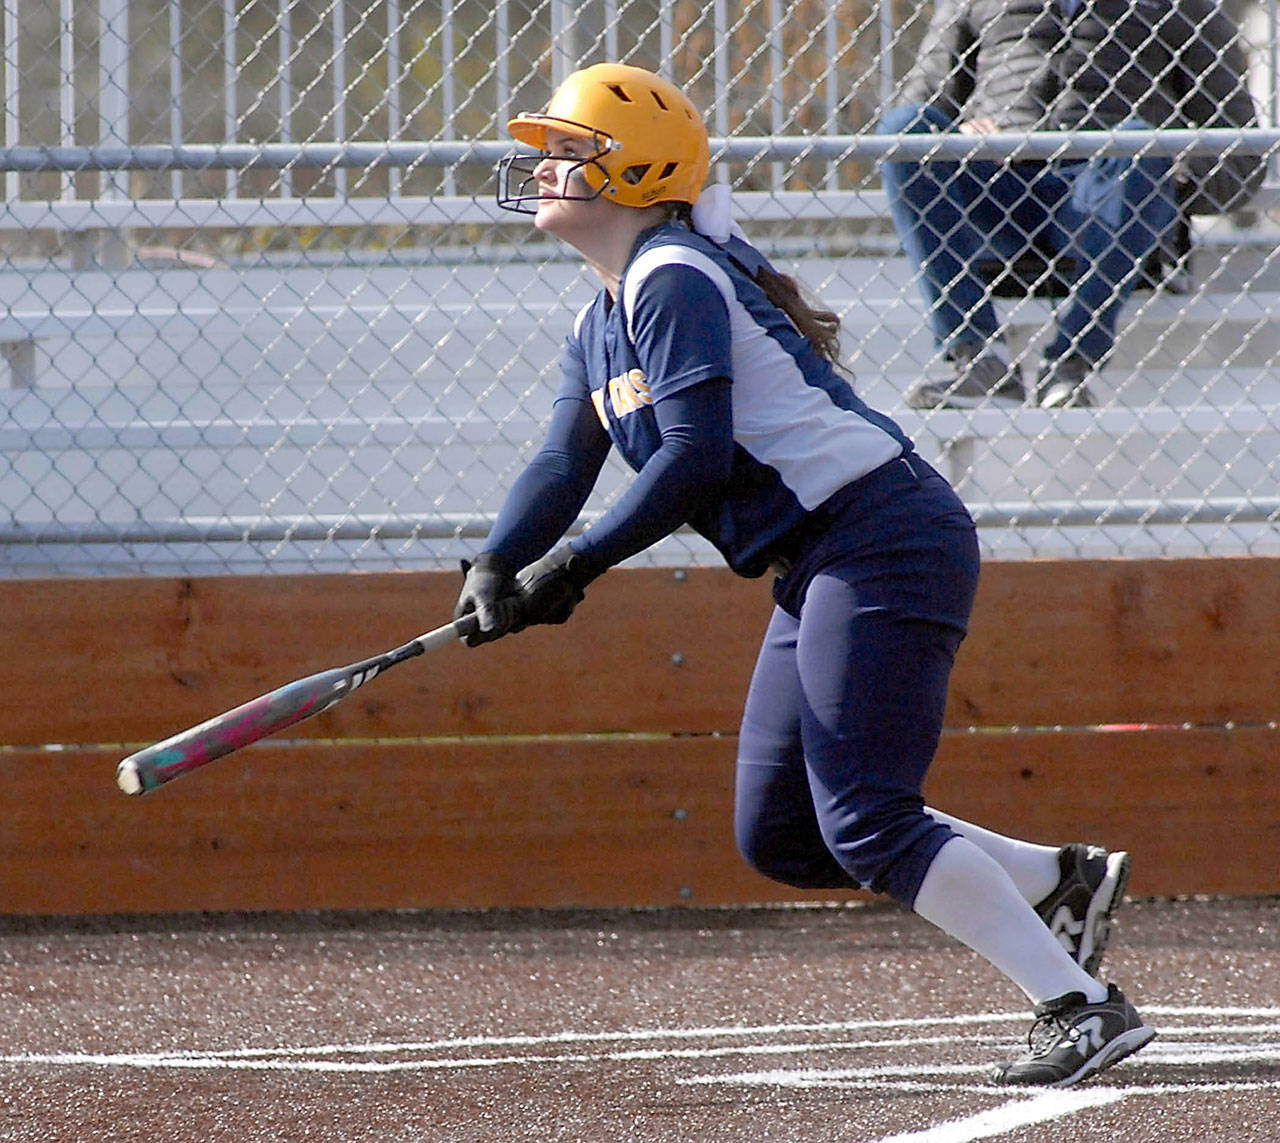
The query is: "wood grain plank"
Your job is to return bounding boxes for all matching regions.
[952,557,1280,727]
[0,736,798,914]
[5,724,1274,914]
[3,558,1278,747]
[0,569,771,744]
[925,724,1280,897]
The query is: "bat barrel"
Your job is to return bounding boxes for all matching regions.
[115,616,474,796]
[116,665,354,795]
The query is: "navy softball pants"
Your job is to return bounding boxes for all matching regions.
[734,454,980,908]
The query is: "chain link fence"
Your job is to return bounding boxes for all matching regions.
[2,0,1279,576]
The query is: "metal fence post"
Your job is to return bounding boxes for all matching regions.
[76,0,131,270]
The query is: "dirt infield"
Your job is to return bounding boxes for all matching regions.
[0,896,1276,1142]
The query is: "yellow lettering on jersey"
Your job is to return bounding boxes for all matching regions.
[609,369,651,417]
[590,387,609,428]
[591,369,651,425]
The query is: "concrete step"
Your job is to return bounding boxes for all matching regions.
[5,380,1275,535]
[7,253,1279,392]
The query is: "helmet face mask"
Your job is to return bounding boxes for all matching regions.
[496,64,710,214]
[496,121,616,215]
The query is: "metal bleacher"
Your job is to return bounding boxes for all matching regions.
[2,0,1279,573]
[3,206,1278,575]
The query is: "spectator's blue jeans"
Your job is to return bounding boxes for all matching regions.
[878,104,1178,367]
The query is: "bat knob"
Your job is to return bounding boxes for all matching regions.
[116,759,144,796]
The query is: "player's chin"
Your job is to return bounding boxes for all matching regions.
[532,200,568,234]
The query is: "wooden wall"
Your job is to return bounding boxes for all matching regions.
[1,557,1276,915]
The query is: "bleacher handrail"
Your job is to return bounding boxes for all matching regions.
[0,128,1276,175]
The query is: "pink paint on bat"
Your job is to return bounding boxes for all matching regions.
[138,669,353,786]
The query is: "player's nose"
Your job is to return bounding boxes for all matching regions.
[533,154,560,182]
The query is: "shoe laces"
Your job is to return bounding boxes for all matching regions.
[1026,1009,1081,1056]
[1025,993,1089,1056]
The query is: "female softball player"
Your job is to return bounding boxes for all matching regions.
[456,62,1154,1087]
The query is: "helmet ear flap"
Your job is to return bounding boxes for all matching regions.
[576,155,613,198]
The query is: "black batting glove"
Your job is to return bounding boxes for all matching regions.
[454,551,525,646]
[515,545,604,627]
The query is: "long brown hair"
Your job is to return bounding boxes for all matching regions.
[664,203,843,367]
[752,264,842,366]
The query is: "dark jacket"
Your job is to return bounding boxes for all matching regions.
[898,0,1263,214]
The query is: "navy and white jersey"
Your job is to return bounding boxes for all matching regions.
[560,223,911,576]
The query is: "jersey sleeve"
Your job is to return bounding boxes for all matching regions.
[570,377,734,570]
[481,310,612,568]
[556,317,592,401]
[626,261,734,401]
[483,386,612,570]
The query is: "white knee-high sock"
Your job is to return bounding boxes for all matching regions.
[913,836,1109,1006]
[925,806,1062,905]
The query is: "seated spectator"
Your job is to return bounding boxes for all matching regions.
[878,0,1262,409]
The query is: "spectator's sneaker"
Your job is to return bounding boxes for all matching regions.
[1034,844,1131,976]
[991,984,1156,1087]
[1036,354,1095,408]
[906,343,1026,410]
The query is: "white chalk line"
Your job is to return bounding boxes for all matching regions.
[871,1089,1131,1143]
[2,1006,1275,1143]
[5,1030,1277,1077]
[686,1041,1280,1088]
[677,1009,1280,1143]
[128,1009,1044,1059]
[0,1040,1008,1077]
[4,1004,1274,1066]
[798,1074,1280,1143]
[0,1009,1031,1071]
[0,1005,1275,1079]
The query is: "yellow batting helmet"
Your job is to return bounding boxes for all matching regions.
[499,63,710,211]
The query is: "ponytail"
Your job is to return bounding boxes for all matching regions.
[663,201,843,367]
[752,266,842,367]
